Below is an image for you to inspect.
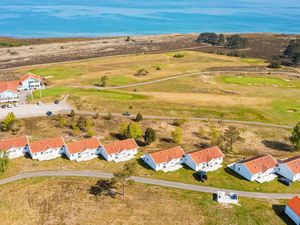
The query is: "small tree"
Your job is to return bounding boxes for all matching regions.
[171,127,183,144]
[290,122,300,151]
[99,76,108,87]
[135,69,148,76]
[0,112,17,132]
[0,151,9,172]
[209,126,223,147]
[93,112,100,119]
[144,128,156,145]
[119,122,129,139]
[222,126,244,152]
[87,128,96,138]
[125,123,142,140]
[77,115,88,131]
[7,120,20,134]
[173,119,186,127]
[135,113,143,122]
[111,162,137,196]
[105,112,113,120]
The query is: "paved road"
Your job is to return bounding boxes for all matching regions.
[78,110,293,129]
[0,99,72,119]
[0,170,297,199]
[71,70,300,91]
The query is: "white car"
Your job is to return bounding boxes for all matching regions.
[7,104,12,108]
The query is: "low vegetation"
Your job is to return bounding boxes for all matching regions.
[197,33,247,49]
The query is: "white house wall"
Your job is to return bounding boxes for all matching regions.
[0,90,19,103]
[30,146,65,161]
[100,147,137,162]
[7,146,28,159]
[20,78,42,90]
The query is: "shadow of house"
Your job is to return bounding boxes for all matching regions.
[159,137,173,143]
[224,166,247,181]
[88,180,117,198]
[262,140,294,152]
[109,132,123,140]
[272,204,295,225]
[193,143,210,149]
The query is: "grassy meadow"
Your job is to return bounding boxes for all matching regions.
[0,177,291,225]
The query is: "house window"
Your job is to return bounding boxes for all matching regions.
[238,168,240,171]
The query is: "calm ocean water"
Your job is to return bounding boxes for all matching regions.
[0,0,299,37]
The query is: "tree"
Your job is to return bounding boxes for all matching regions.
[0,112,17,132]
[125,123,142,140]
[173,119,186,127]
[69,110,76,119]
[119,122,129,139]
[135,113,143,122]
[268,61,281,69]
[0,151,9,172]
[290,122,300,151]
[218,34,225,46]
[222,126,244,152]
[144,128,156,145]
[77,115,88,131]
[99,75,108,87]
[209,126,223,147]
[226,35,247,49]
[197,32,219,45]
[105,112,113,120]
[171,127,183,144]
[7,120,20,134]
[111,162,137,196]
[135,69,149,76]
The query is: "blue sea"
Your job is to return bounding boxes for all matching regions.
[0,0,299,38]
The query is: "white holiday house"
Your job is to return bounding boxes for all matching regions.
[277,156,300,182]
[184,146,225,172]
[100,138,138,162]
[0,136,29,159]
[231,155,277,183]
[142,146,185,172]
[65,137,101,162]
[285,196,300,225]
[18,72,42,91]
[29,136,66,161]
[0,81,19,103]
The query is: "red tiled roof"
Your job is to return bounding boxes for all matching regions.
[29,136,65,153]
[67,137,101,154]
[282,155,300,175]
[0,136,28,151]
[0,81,18,93]
[241,155,277,175]
[187,146,224,164]
[103,138,138,155]
[287,196,300,217]
[19,72,41,83]
[149,146,185,164]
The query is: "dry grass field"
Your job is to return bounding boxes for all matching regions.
[0,177,290,225]
[13,50,300,125]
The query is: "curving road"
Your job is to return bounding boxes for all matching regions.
[0,170,297,199]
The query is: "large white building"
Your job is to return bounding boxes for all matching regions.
[29,136,66,161]
[0,136,29,159]
[18,73,43,91]
[285,196,300,225]
[100,138,138,162]
[0,81,19,103]
[184,146,225,172]
[277,156,300,182]
[231,155,277,183]
[65,137,101,162]
[142,146,185,172]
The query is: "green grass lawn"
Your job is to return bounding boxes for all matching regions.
[219,75,300,88]
[30,66,88,80]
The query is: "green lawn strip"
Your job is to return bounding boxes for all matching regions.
[241,58,265,64]
[30,66,88,80]
[218,75,300,88]
[33,86,148,101]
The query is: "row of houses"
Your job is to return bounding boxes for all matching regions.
[0,73,43,103]
[141,146,300,184]
[0,136,138,162]
[1,135,300,183]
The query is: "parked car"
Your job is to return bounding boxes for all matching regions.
[54,100,60,104]
[14,103,19,107]
[1,105,7,109]
[7,104,12,108]
[196,171,208,182]
[278,177,292,186]
[46,111,53,116]
[122,111,131,116]
[37,101,43,106]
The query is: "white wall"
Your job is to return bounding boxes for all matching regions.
[100,147,137,161]
[20,78,42,90]
[7,145,28,159]
[30,146,65,161]
[285,206,300,225]
[66,147,100,161]
[143,154,183,171]
[0,90,18,103]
